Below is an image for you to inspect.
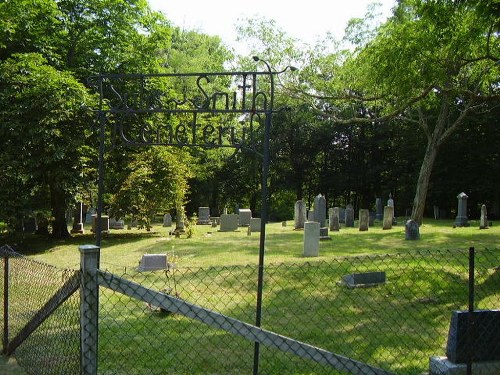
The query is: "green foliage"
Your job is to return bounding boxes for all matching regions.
[109,147,193,228]
[0,53,95,235]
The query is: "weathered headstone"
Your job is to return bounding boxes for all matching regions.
[91,215,110,233]
[238,208,252,227]
[163,213,172,227]
[358,209,369,231]
[339,207,346,224]
[369,212,375,227]
[303,221,320,257]
[294,200,307,230]
[219,214,239,232]
[375,198,383,221]
[433,205,439,220]
[480,204,489,229]
[250,217,261,233]
[71,201,85,234]
[197,207,211,225]
[329,207,340,231]
[341,271,386,288]
[405,219,420,240]
[454,192,470,227]
[109,218,125,229]
[383,206,394,230]
[387,194,397,225]
[345,204,354,227]
[137,254,168,271]
[319,226,331,240]
[313,194,327,227]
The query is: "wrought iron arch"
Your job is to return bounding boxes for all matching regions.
[88,57,296,374]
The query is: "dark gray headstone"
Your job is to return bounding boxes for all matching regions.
[345,204,354,227]
[137,254,168,271]
[375,198,383,221]
[294,200,307,229]
[405,219,420,240]
[359,209,369,231]
[446,310,500,363]
[330,207,340,231]
[341,271,386,288]
[454,192,470,227]
[197,207,211,225]
[313,194,327,227]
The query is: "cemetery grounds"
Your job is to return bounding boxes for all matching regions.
[2,219,500,374]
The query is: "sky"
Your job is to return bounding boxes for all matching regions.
[148,0,397,51]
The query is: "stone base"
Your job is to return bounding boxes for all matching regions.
[70,223,84,234]
[429,356,500,375]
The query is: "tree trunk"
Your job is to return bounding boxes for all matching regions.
[410,141,439,225]
[50,183,71,239]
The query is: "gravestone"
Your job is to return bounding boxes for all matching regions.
[319,226,331,240]
[345,204,354,227]
[238,208,252,227]
[175,211,185,233]
[137,254,168,271]
[358,209,369,231]
[330,207,340,231]
[446,310,500,363]
[480,204,489,229]
[339,207,346,224]
[313,194,327,227]
[387,194,397,224]
[85,207,96,224]
[219,214,239,232]
[405,219,420,240]
[294,200,307,229]
[109,218,125,229]
[163,213,172,227]
[369,212,375,227]
[433,205,439,220]
[454,192,470,227]
[307,210,315,222]
[71,202,85,234]
[375,198,383,221]
[383,206,394,230]
[303,221,320,257]
[197,207,211,225]
[341,271,386,288]
[250,217,261,233]
[91,215,110,233]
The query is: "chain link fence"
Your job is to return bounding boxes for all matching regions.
[1,245,499,374]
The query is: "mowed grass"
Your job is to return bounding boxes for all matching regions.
[2,218,499,374]
[15,218,500,271]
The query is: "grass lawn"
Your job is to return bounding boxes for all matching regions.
[10,218,500,271]
[1,218,499,374]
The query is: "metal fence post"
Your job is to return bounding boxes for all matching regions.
[466,247,475,375]
[79,245,100,375]
[2,255,9,354]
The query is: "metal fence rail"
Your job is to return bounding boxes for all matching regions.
[1,245,499,374]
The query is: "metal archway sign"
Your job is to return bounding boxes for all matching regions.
[88,57,295,374]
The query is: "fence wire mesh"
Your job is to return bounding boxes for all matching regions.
[0,245,80,375]
[1,245,499,374]
[97,248,499,375]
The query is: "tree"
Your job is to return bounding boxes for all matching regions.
[303,0,500,223]
[0,53,95,237]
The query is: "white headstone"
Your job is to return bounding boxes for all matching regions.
[303,221,320,257]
